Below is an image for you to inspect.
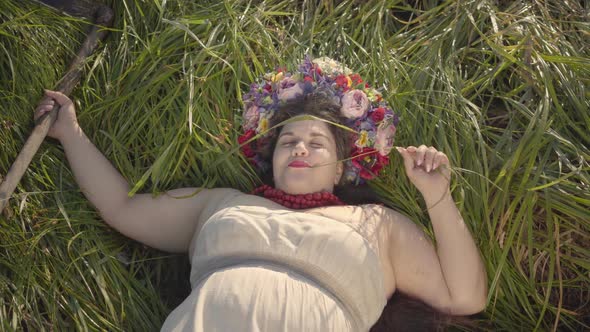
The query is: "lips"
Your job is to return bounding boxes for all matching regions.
[288,160,311,168]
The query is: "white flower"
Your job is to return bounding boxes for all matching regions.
[340,90,370,119]
[313,57,353,75]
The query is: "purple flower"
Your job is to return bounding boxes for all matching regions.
[359,120,375,131]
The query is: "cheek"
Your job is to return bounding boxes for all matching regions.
[324,144,340,161]
[272,147,289,168]
[312,149,338,167]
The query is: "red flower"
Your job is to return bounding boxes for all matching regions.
[238,129,256,158]
[304,75,314,82]
[335,74,350,90]
[370,107,385,123]
[350,73,363,85]
[351,147,389,179]
[263,84,272,92]
[315,65,322,75]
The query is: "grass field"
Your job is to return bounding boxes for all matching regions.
[1,0,588,330]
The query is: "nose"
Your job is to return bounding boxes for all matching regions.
[291,141,309,157]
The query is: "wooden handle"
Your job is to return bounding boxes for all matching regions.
[0,5,113,214]
[0,105,59,212]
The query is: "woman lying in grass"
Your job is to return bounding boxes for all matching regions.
[35,57,487,331]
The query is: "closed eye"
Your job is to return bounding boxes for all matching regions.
[279,140,324,148]
[281,141,296,147]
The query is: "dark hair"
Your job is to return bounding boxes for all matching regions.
[255,93,476,331]
[371,292,481,332]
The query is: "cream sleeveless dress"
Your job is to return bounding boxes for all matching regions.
[161,189,387,331]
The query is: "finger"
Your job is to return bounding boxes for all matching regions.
[35,104,51,114]
[404,146,418,166]
[35,98,55,110]
[436,154,451,178]
[415,145,428,167]
[396,147,415,173]
[34,106,56,121]
[424,147,437,172]
[36,105,53,115]
[432,152,445,170]
[36,99,55,106]
[36,101,56,110]
[43,89,72,107]
[440,154,450,170]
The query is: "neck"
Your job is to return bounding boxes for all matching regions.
[251,184,344,209]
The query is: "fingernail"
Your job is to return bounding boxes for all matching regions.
[417,160,422,166]
[426,165,431,172]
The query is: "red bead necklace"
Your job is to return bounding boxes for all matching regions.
[252,184,345,209]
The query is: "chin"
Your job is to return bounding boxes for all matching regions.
[280,184,310,195]
[279,180,328,195]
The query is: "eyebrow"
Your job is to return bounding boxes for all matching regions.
[278,131,333,142]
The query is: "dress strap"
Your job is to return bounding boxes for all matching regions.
[192,253,365,331]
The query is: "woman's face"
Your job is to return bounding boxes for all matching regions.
[272,118,343,194]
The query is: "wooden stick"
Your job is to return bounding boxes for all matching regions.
[0,5,113,213]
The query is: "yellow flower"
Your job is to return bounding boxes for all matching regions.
[257,117,269,133]
[355,130,369,148]
[271,72,284,83]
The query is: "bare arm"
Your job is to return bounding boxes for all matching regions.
[38,90,228,252]
[388,145,487,315]
[425,192,487,313]
[387,199,487,315]
[61,126,232,252]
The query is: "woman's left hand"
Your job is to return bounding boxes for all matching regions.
[396,145,451,202]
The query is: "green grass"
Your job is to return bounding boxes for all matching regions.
[1,0,589,330]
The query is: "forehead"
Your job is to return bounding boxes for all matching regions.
[279,119,333,138]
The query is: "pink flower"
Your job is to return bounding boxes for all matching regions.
[374,123,396,156]
[277,77,304,101]
[243,105,262,131]
[340,90,370,119]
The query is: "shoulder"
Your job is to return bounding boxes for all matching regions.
[190,187,253,238]
[357,204,427,250]
[200,187,248,210]
[357,204,414,229]
[159,186,243,203]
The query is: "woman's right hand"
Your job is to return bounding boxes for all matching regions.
[34,89,79,141]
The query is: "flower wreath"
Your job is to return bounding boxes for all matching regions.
[238,56,399,185]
